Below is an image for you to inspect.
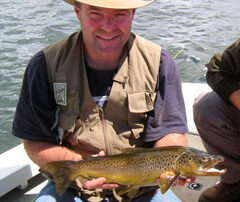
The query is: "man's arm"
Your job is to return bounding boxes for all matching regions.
[23,140,120,189]
[206,38,240,106]
[144,49,188,143]
[148,49,194,185]
[153,133,187,148]
[23,140,83,167]
[23,140,119,189]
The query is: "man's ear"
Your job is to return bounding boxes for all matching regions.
[74,5,81,21]
[132,9,136,17]
[130,9,136,21]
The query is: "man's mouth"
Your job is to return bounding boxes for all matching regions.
[97,35,118,41]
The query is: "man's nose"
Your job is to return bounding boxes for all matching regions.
[101,16,116,32]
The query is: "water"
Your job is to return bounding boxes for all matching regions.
[0,0,240,154]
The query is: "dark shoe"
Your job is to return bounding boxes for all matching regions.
[198,180,240,202]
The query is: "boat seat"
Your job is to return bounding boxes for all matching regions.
[0,144,39,197]
[182,83,211,135]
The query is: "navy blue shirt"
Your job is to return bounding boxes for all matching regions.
[12,49,188,144]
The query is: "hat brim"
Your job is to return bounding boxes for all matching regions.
[63,0,156,9]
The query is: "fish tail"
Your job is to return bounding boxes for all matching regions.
[54,169,72,196]
[54,174,72,196]
[42,161,75,196]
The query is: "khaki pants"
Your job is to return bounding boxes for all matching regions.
[193,91,240,184]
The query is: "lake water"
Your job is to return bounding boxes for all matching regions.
[0,0,240,154]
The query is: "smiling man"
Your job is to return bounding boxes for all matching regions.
[12,0,193,201]
[75,3,135,70]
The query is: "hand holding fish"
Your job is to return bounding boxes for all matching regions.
[173,176,196,186]
[41,146,226,197]
[81,150,195,190]
[153,133,196,187]
[80,151,120,190]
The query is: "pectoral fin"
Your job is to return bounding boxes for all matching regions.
[158,171,180,194]
[116,186,140,199]
[126,187,140,199]
[116,186,134,196]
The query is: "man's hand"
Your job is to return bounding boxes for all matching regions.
[229,89,240,110]
[81,177,120,190]
[173,177,195,186]
[81,151,120,190]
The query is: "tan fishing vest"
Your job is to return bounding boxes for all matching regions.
[43,32,162,156]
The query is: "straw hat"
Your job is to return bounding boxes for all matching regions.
[63,0,156,9]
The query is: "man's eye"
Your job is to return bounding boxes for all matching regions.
[90,12,100,15]
[116,13,127,16]
[89,12,102,19]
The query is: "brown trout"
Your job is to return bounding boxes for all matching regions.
[41,146,226,196]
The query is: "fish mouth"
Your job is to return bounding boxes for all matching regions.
[201,159,226,175]
[205,167,226,174]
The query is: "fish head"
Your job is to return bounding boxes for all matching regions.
[175,147,226,177]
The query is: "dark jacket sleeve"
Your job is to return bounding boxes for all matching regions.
[206,38,240,102]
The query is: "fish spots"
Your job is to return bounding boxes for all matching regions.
[178,153,193,165]
[43,146,226,196]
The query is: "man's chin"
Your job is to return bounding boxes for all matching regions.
[96,45,123,55]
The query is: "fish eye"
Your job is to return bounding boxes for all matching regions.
[201,157,208,163]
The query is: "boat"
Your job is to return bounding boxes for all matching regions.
[0,82,219,202]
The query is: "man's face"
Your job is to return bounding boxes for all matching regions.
[74,4,135,56]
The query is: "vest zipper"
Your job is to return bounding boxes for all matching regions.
[99,108,110,155]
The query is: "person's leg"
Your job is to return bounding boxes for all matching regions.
[132,189,181,202]
[35,181,83,202]
[36,182,181,202]
[150,190,181,202]
[193,91,240,183]
[193,91,240,202]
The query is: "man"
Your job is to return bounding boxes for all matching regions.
[13,0,193,201]
[193,39,240,202]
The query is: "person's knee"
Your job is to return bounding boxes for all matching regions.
[35,181,64,202]
[194,92,222,120]
[193,92,212,123]
[35,195,57,202]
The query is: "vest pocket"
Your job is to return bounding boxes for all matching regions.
[127,92,156,138]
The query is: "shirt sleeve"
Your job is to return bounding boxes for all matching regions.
[206,38,240,102]
[144,49,188,142]
[12,51,59,144]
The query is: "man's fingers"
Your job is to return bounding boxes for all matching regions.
[174,177,196,186]
[82,152,119,190]
[186,177,195,183]
[98,151,105,157]
[101,183,120,189]
[83,177,106,189]
[91,151,105,157]
[174,178,186,186]
[82,177,119,190]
